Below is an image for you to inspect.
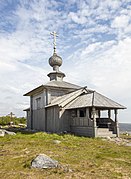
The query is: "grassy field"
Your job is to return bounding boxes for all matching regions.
[0,130,131,179]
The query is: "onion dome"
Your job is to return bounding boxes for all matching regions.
[49,53,62,71]
[48,31,65,81]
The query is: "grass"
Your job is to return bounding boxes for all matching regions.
[0,130,131,179]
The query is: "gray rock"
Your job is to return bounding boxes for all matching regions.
[52,140,61,144]
[0,130,5,137]
[106,136,111,140]
[125,143,131,147]
[0,129,16,136]
[4,130,16,135]
[31,154,58,169]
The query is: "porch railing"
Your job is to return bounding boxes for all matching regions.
[96,118,115,130]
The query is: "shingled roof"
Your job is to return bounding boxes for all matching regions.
[66,91,126,109]
[24,80,81,96]
[44,80,81,89]
[46,87,126,109]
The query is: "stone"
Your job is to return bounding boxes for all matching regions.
[0,130,5,137]
[52,140,61,144]
[125,143,131,147]
[5,130,16,135]
[0,129,16,136]
[31,154,58,169]
[106,136,111,140]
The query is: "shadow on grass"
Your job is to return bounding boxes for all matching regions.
[1,126,96,139]
[1,126,36,135]
[1,126,76,137]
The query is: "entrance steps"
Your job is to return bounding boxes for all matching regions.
[97,128,116,137]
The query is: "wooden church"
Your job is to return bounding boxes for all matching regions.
[24,32,126,137]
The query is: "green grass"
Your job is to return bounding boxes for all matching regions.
[0,131,131,179]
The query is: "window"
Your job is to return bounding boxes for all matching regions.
[71,109,77,117]
[36,97,41,109]
[79,108,86,117]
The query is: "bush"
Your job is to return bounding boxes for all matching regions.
[0,116,26,126]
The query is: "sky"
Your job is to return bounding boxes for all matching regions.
[0,0,131,123]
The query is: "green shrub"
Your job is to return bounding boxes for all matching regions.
[0,116,26,126]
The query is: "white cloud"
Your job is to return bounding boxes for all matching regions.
[0,0,131,123]
[68,12,87,24]
[64,37,131,122]
[112,15,130,28]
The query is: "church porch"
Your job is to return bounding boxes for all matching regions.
[69,107,119,137]
[92,108,119,137]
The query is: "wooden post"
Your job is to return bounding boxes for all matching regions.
[86,108,89,126]
[77,109,79,117]
[98,110,101,119]
[115,109,119,137]
[92,107,97,137]
[108,110,111,119]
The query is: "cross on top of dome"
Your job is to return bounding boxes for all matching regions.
[50,31,58,53]
[48,32,65,81]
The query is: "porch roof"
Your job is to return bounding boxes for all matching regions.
[66,91,126,109]
[46,87,126,109]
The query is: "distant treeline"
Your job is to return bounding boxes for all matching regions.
[0,116,26,125]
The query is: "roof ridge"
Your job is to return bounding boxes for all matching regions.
[44,80,81,89]
[61,88,87,108]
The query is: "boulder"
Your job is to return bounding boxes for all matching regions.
[0,129,16,136]
[4,130,16,135]
[106,136,111,140]
[125,143,131,147]
[31,154,58,169]
[0,130,5,137]
[52,140,61,144]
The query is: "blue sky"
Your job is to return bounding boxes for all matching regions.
[0,0,131,123]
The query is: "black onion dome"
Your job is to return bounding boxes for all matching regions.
[49,53,62,67]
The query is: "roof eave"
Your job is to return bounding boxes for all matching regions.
[45,104,59,108]
[93,105,126,109]
[23,85,44,96]
[23,108,30,111]
[44,85,80,90]
[66,105,126,110]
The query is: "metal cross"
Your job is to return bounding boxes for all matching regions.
[50,31,58,53]
[8,112,15,122]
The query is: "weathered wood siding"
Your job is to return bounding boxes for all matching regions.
[46,106,60,132]
[71,126,94,137]
[70,108,94,137]
[28,86,73,131]
[71,117,93,127]
[46,107,70,133]
[26,110,31,129]
[48,88,71,104]
[32,108,46,130]
[59,109,70,132]
[29,91,46,130]
[32,91,46,110]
